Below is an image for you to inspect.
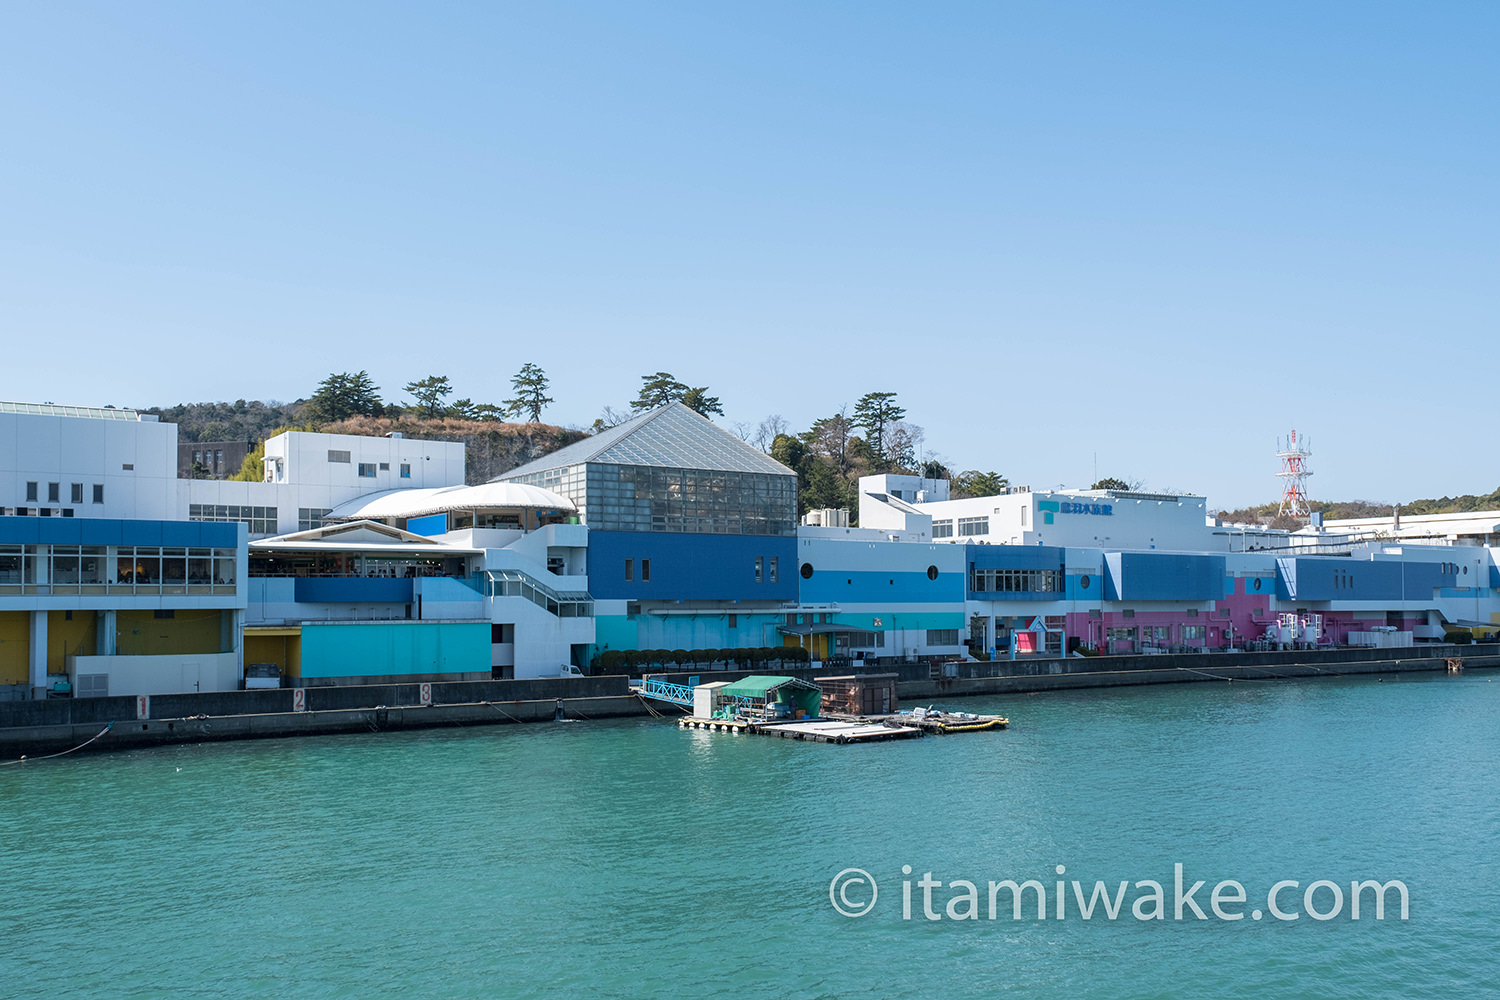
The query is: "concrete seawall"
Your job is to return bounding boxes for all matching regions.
[0,695,647,758]
[2,644,1494,759]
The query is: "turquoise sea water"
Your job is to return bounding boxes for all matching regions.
[2,670,1497,999]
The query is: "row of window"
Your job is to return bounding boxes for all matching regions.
[1105,625,1209,642]
[298,508,333,532]
[970,569,1064,593]
[188,504,278,535]
[957,516,989,536]
[932,520,954,538]
[0,544,239,587]
[624,558,652,582]
[510,463,799,536]
[25,481,104,505]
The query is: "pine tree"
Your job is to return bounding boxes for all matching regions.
[852,391,906,469]
[633,372,690,410]
[306,370,384,423]
[504,363,554,422]
[404,375,453,419]
[681,386,724,417]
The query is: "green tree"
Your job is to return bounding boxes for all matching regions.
[471,403,508,422]
[307,370,384,423]
[229,443,265,482]
[952,470,1009,499]
[504,362,554,422]
[801,409,855,476]
[920,459,949,479]
[632,371,690,410]
[404,374,453,419]
[770,433,807,474]
[1091,477,1132,491]
[447,398,478,420]
[681,386,724,417]
[852,392,906,469]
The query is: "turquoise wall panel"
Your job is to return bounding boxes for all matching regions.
[299,621,489,678]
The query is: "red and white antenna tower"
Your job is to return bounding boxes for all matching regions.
[1276,430,1312,519]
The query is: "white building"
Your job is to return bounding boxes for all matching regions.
[0,402,179,521]
[187,430,466,538]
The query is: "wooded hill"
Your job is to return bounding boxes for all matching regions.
[1218,487,1500,527]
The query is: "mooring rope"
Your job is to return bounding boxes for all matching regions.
[0,722,114,766]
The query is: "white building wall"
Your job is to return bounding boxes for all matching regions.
[0,408,179,519]
[917,489,1219,552]
[189,430,468,537]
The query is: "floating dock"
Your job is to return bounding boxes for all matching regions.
[825,709,1010,735]
[678,716,922,743]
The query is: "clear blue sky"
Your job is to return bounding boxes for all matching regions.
[2,2,1494,509]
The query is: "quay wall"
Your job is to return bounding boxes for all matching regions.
[1,645,1495,758]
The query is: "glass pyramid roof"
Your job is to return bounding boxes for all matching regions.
[493,402,793,480]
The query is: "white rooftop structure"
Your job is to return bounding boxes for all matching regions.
[0,401,152,421]
[326,482,577,522]
[1319,509,1500,546]
[250,520,483,555]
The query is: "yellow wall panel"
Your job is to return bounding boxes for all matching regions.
[46,611,98,673]
[0,611,28,686]
[245,631,302,675]
[116,609,228,656]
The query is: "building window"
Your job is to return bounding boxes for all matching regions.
[926,629,960,646]
[328,450,351,463]
[958,516,989,536]
[800,562,814,579]
[216,450,223,465]
[968,568,1064,593]
[358,463,377,477]
[624,558,634,581]
[728,614,737,628]
[641,558,651,582]
[400,463,411,478]
[1182,625,1206,640]
[25,482,37,502]
[193,451,201,463]
[927,565,939,581]
[298,508,333,531]
[1021,506,1028,526]
[932,519,954,538]
[90,484,103,504]
[188,503,278,535]
[379,462,390,471]
[768,557,778,584]
[121,464,133,471]
[71,483,83,504]
[153,609,176,619]
[755,556,763,584]
[626,601,640,617]
[48,483,60,503]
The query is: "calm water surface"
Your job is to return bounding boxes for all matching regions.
[3,670,1497,999]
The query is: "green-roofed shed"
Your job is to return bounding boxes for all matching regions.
[720,675,822,720]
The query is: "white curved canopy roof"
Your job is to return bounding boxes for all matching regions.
[327,482,576,521]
